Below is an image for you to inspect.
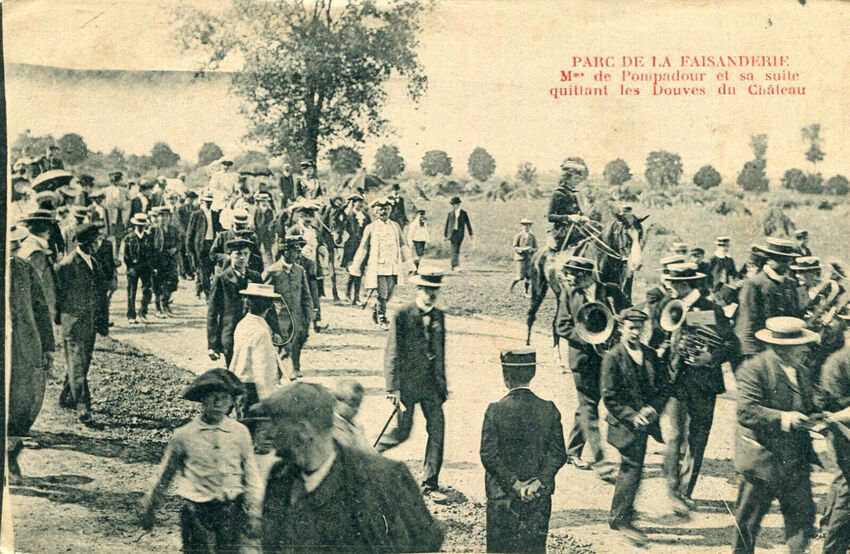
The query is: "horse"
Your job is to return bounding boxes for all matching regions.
[525,211,648,347]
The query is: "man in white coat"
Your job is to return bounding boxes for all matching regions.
[230,283,295,413]
[350,198,410,329]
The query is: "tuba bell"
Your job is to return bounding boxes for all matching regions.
[660,299,687,332]
[575,301,618,354]
[661,297,723,366]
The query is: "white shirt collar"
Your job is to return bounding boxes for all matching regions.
[415,297,434,314]
[763,264,784,283]
[301,448,337,493]
[714,248,728,259]
[29,234,50,251]
[75,246,93,269]
[135,229,145,239]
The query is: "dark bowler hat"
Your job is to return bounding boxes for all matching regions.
[77,175,95,188]
[755,317,819,346]
[416,209,426,215]
[690,247,705,256]
[760,237,799,259]
[449,196,461,205]
[139,180,155,190]
[409,267,444,288]
[664,262,706,281]
[109,171,123,180]
[226,237,254,252]
[183,368,245,402]
[74,223,100,245]
[185,190,199,199]
[156,205,172,214]
[391,183,401,191]
[795,229,809,239]
[620,307,649,322]
[790,256,821,272]
[562,255,595,273]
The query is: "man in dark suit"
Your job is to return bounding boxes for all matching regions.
[443,196,473,271]
[480,347,567,552]
[55,223,108,423]
[601,308,669,546]
[187,192,222,298]
[207,238,281,367]
[817,337,850,554]
[176,190,197,279]
[554,256,629,481]
[128,180,153,220]
[123,213,154,324]
[258,382,445,552]
[209,209,264,274]
[660,263,737,515]
[735,237,801,360]
[389,183,409,230]
[707,236,738,293]
[377,268,448,503]
[732,316,821,553]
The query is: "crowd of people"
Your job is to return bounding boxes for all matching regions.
[7,151,850,553]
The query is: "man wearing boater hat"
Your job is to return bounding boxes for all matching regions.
[124,213,155,324]
[601,308,669,547]
[19,210,61,321]
[816,316,850,554]
[55,223,108,423]
[554,255,629,481]
[708,236,738,293]
[734,237,802,361]
[480,347,567,552]
[645,254,686,352]
[658,263,736,516]
[732,317,821,554]
[377,267,449,503]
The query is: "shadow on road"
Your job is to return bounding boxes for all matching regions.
[31,431,168,465]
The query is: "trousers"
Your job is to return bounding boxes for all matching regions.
[609,433,647,527]
[663,390,716,498]
[732,473,814,553]
[375,275,397,319]
[180,496,247,553]
[566,368,604,463]
[486,496,552,553]
[196,240,214,297]
[59,334,96,409]
[449,236,463,269]
[822,432,850,553]
[127,269,152,318]
[376,398,444,489]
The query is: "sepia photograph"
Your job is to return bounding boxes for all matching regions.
[3,0,850,552]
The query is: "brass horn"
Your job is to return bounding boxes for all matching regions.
[575,302,615,346]
[660,299,687,332]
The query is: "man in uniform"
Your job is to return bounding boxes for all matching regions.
[207,238,281,367]
[546,157,588,252]
[264,236,315,377]
[210,209,264,274]
[129,180,153,220]
[480,347,567,552]
[187,192,221,298]
[377,269,449,503]
[645,254,686,352]
[123,213,154,324]
[660,263,736,515]
[55,223,107,423]
[601,308,669,546]
[732,317,821,553]
[555,256,629,481]
[735,237,801,361]
[443,196,473,272]
[708,236,738,293]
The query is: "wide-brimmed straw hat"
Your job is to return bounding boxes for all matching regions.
[130,213,149,226]
[239,283,281,299]
[759,237,800,259]
[664,262,706,281]
[755,317,820,345]
[790,256,821,272]
[409,268,444,288]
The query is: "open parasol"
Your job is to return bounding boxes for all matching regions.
[344,173,386,191]
[30,169,74,192]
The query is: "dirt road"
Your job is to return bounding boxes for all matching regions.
[7,265,836,553]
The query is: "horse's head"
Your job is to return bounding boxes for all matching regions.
[613,212,649,271]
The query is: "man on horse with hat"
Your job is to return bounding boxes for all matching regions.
[295,159,323,199]
[546,157,589,252]
[735,237,803,361]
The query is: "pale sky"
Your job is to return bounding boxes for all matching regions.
[4,0,849,179]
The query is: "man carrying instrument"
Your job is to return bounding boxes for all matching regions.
[645,254,686,351]
[546,158,589,252]
[555,256,629,481]
[658,263,736,516]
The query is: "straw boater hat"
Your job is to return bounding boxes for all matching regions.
[672,242,688,253]
[130,213,149,226]
[826,258,849,281]
[794,229,809,239]
[715,236,731,246]
[664,262,706,281]
[409,267,444,288]
[232,209,250,224]
[8,224,28,243]
[239,283,281,299]
[562,256,595,273]
[790,256,821,272]
[200,191,215,202]
[759,237,800,259]
[182,368,244,402]
[520,218,533,225]
[34,191,58,209]
[755,317,820,346]
[20,209,57,224]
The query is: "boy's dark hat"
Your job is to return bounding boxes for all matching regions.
[77,175,95,188]
[500,347,536,367]
[391,183,401,191]
[450,196,461,204]
[416,209,426,215]
[185,190,199,199]
[620,307,649,322]
[183,368,244,402]
[794,229,808,239]
[226,237,254,252]
[74,223,100,245]
[281,234,307,248]
[690,247,705,255]
[108,171,123,180]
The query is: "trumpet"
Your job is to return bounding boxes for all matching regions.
[660,298,724,366]
[804,280,842,332]
[575,301,619,355]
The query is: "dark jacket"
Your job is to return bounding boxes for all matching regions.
[123,230,154,274]
[186,207,222,260]
[547,185,582,218]
[389,196,409,228]
[555,281,630,371]
[602,342,669,450]
[480,388,567,500]
[342,210,371,267]
[210,229,264,274]
[385,303,447,407]
[443,209,473,242]
[708,254,738,291]
[128,195,149,220]
[735,270,801,356]
[262,444,445,553]
[264,260,314,342]
[55,252,105,339]
[735,350,819,483]
[206,267,279,353]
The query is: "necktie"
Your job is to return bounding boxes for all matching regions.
[289,475,307,506]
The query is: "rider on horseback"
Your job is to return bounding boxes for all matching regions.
[548,157,591,252]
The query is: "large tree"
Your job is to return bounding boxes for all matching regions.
[176,0,430,165]
[58,133,89,165]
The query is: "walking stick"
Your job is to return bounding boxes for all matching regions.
[361,288,375,309]
[373,403,400,448]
